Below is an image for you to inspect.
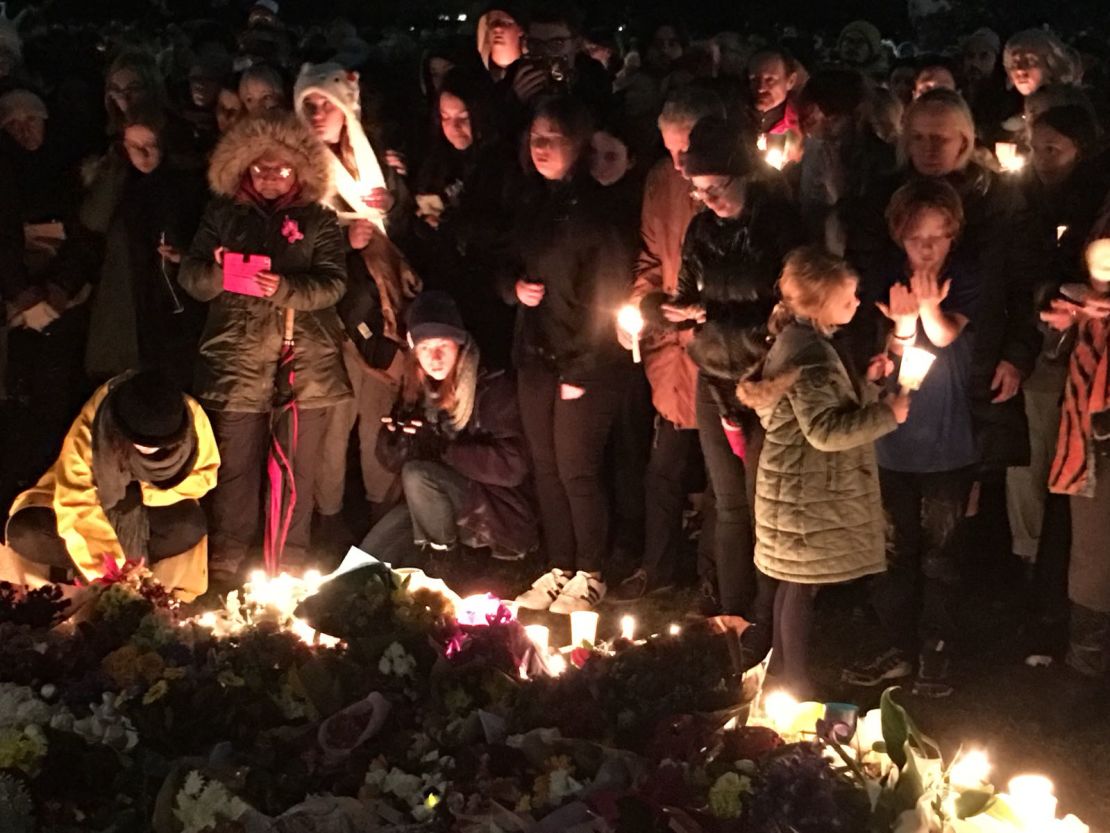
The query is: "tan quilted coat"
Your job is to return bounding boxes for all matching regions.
[742,320,897,584]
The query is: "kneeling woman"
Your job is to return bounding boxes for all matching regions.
[362,292,537,564]
[3,371,218,600]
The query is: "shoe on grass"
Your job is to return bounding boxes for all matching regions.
[549,571,606,614]
[514,568,571,610]
[610,568,674,604]
[842,647,914,687]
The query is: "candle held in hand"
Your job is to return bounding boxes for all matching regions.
[898,345,937,392]
[617,304,645,363]
[995,142,1025,172]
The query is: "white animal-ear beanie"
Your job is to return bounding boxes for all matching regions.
[294,61,388,230]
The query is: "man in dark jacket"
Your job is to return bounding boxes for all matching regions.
[180,113,352,577]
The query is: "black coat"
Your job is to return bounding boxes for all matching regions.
[378,369,538,554]
[674,179,804,419]
[505,173,634,383]
[846,163,1047,468]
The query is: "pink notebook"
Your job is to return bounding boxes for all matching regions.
[222,253,272,297]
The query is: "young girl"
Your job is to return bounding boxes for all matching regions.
[739,247,908,697]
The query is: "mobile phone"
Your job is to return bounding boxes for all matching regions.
[223,252,272,297]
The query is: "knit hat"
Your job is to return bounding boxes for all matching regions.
[108,372,189,448]
[0,89,47,127]
[406,292,469,346]
[838,20,882,62]
[251,0,279,16]
[963,27,1001,56]
[293,61,388,229]
[683,116,755,178]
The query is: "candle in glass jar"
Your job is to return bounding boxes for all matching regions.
[570,610,599,647]
[898,345,937,392]
[620,615,636,641]
[525,624,550,654]
[1007,775,1057,829]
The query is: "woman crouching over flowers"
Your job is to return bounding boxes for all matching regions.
[737,247,909,697]
[361,292,537,567]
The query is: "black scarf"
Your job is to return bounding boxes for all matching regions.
[90,397,198,560]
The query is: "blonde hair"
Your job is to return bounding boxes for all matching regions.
[776,246,857,334]
[898,89,977,171]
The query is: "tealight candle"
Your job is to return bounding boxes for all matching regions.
[570,610,599,647]
[1007,775,1057,829]
[617,304,645,364]
[525,624,550,655]
[949,749,991,791]
[898,345,937,392]
[620,615,636,641]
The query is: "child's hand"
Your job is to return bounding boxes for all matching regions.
[876,283,919,336]
[910,271,950,309]
[866,353,895,382]
[887,389,912,424]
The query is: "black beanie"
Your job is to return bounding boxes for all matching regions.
[1034,105,1100,158]
[406,291,469,346]
[108,372,189,448]
[682,116,755,178]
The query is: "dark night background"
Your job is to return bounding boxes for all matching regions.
[6,0,1110,41]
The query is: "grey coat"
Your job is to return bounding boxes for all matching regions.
[746,320,897,584]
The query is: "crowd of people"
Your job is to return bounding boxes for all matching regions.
[2,0,1110,712]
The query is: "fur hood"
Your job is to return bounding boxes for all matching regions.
[207,113,333,204]
[736,368,800,414]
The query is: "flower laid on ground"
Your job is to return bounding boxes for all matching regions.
[174,770,251,833]
[709,770,752,819]
[0,725,48,775]
[378,641,417,678]
[0,772,34,833]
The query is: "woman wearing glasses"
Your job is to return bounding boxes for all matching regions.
[662,116,802,622]
[179,113,351,580]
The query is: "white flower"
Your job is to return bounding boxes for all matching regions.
[547,768,584,804]
[378,643,417,678]
[174,771,250,833]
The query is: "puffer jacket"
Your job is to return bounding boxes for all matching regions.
[675,178,803,420]
[179,115,352,412]
[746,320,897,584]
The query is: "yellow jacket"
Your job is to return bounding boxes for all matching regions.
[9,380,220,599]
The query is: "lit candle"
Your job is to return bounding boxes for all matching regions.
[756,133,768,152]
[570,610,599,647]
[1086,239,1110,284]
[762,690,799,735]
[994,142,1025,173]
[668,623,681,637]
[764,147,785,170]
[525,624,550,655]
[856,708,884,753]
[547,653,567,676]
[1054,816,1090,832]
[898,345,937,392]
[949,749,991,791]
[620,615,636,641]
[617,304,644,363]
[1007,775,1057,829]
[1056,225,1068,242]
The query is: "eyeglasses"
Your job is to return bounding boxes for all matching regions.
[250,164,294,179]
[690,177,735,202]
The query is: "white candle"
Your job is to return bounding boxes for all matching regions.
[756,133,768,152]
[765,147,785,170]
[570,610,599,647]
[620,615,636,641]
[1007,775,1057,829]
[1087,239,1110,284]
[546,653,567,676]
[525,624,550,655]
[617,304,644,364]
[1056,225,1068,242]
[898,345,937,392]
[856,708,884,753]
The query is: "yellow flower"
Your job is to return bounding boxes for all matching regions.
[0,727,48,776]
[143,680,169,705]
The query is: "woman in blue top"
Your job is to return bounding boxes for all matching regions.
[844,178,979,698]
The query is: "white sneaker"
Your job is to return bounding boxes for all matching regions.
[549,571,606,614]
[515,569,571,610]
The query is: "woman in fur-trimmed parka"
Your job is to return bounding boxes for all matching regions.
[179,113,351,576]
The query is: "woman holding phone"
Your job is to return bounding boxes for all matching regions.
[179,113,351,579]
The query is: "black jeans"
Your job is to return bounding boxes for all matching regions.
[640,420,699,586]
[872,467,974,654]
[611,371,653,557]
[765,577,819,698]
[695,375,760,615]
[207,406,329,568]
[517,362,628,574]
[7,501,206,577]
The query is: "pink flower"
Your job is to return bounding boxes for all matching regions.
[281,217,304,244]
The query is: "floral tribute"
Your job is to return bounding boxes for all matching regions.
[0,556,1089,833]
